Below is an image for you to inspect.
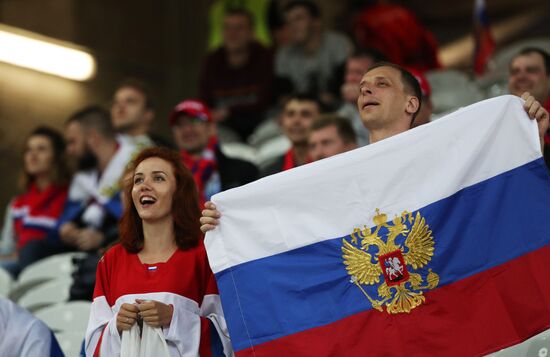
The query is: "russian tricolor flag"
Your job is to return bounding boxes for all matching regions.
[205,96,550,356]
[473,0,496,75]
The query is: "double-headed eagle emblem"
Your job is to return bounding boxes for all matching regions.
[342,209,439,314]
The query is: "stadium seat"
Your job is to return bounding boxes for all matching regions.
[10,252,84,301]
[55,331,85,357]
[17,252,82,286]
[18,278,72,312]
[0,267,13,297]
[35,301,91,333]
[425,69,485,114]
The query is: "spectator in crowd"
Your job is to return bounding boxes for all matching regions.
[56,107,137,300]
[111,78,171,149]
[508,47,550,168]
[353,1,440,72]
[308,115,358,161]
[408,68,433,127]
[85,147,231,356]
[199,8,275,142]
[208,0,272,49]
[0,127,69,277]
[261,93,322,176]
[58,106,130,253]
[338,49,386,146]
[276,0,353,106]
[200,62,548,232]
[169,99,258,206]
[0,298,63,357]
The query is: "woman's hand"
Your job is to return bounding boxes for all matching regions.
[200,201,221,233]
[116,303,139,334]
[136,299,173,328]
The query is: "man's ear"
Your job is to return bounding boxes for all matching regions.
[405,96,420,117]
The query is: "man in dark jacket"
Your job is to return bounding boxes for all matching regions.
[169,99,259,205]
[199,8,274,142]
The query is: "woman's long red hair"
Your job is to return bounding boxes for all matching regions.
[119,147,202,253]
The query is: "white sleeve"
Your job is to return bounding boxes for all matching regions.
[19,320,55,357]
[0,202,16,255]
[161,296,202,357]
[200,294,233,357]
[85,296,121,357]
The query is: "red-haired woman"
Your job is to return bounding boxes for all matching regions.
[84,147,231,356]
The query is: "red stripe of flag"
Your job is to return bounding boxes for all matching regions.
[237,245,550,356]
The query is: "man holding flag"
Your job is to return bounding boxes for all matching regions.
[200,62,549,355]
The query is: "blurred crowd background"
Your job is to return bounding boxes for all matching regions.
[0,0,549,212]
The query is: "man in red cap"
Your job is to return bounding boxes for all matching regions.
[169,99,258,205]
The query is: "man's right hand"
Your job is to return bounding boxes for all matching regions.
[200,201,221,233]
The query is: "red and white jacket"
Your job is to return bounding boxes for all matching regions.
[11,183,67,250]
[85,242,232,357]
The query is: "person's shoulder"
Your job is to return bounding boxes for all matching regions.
[324,31,352,47]
[250,41,273,55]
[260,154,285,177]
[100,243,127,263]
[216,147,258,170]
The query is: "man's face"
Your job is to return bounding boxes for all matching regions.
[280,99,319,145]
[222,14,253,52]
[171,115,212,154]
[342,57,375,103]
[285,6,314,44]
[357,66,413,130]
[508,52,550,103]
[111,86,152,134]
[308,125,356,161]
[65,121,96,170]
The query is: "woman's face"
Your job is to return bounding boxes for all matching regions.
[131,157,177,223]
[24,135,55,178]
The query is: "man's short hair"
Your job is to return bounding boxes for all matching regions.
[66,106,116,140]
[510,47,550,76]
[311,115,357,144]
[367,62,423,122]
[225,8,255,29]
[115,78,156,110]
[283,0,321,19]
[282,93,323,112]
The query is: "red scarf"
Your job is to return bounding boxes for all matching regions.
[282,148,311,171]
[180,137,218,206]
